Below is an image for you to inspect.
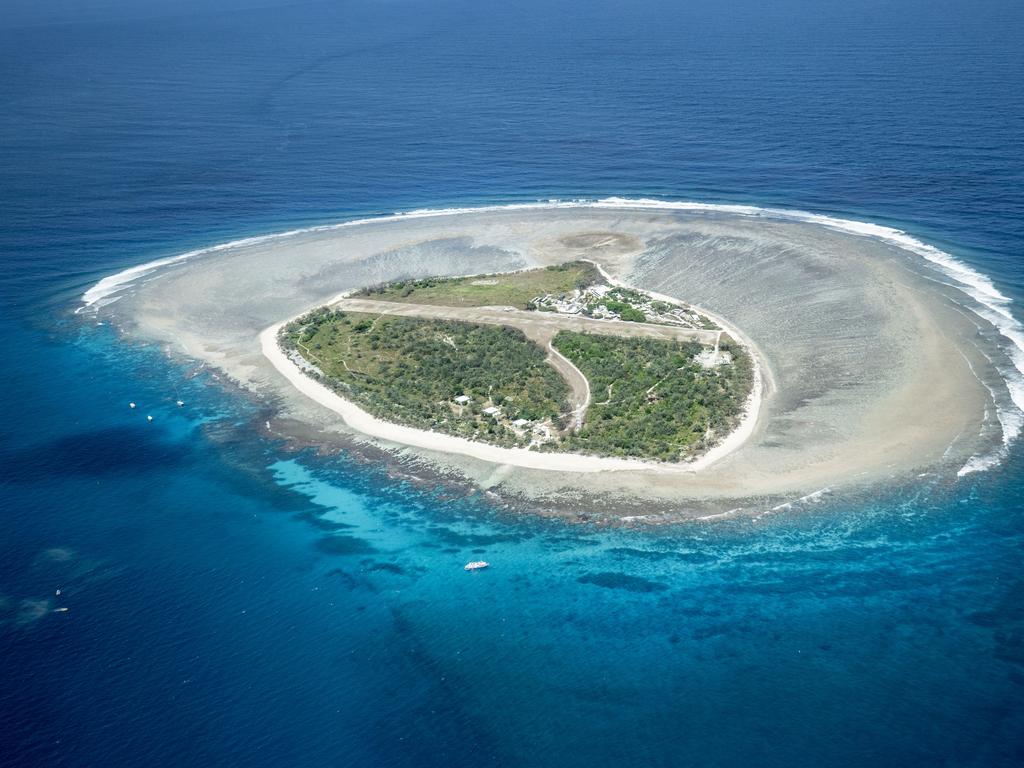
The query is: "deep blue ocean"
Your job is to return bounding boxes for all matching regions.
[2,1,1024,765]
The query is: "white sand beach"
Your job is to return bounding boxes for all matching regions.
[83,200,1017,510]
[258,278,765,474]
[259,319,656,473]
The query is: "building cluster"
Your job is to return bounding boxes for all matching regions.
[532,284,612,315]
[450,394,555,447]
[530,284,712,329]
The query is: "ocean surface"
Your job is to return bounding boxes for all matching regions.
[2,1,1024,765]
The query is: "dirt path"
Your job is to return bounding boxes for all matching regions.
[544,339,590,432]
[335,298,721,345]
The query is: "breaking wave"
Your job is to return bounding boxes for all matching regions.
[80,197,1024,474]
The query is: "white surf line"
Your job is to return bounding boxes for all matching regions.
[80,204,595,309]
[952,344,1007,476]
[84,197,1021,474]
[589,198,1024,471]
[695,507,744,522]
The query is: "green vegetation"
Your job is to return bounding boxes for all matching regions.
[552,332,753,461]
[597,299,646,322]
[583,287,650,322]
[604,286,646,303]
[356,261,600,309]
[283,271,754,462]
[281,308,570,447]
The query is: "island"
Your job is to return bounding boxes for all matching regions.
[86,201,1004,511]
[279,261,753,463]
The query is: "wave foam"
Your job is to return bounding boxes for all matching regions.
[81,197,1024,473]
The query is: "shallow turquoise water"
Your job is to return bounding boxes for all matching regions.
[1,0,1023,764]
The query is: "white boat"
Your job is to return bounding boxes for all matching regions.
[464,561,489,571]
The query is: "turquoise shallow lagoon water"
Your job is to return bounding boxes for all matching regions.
[2,0,1023,765]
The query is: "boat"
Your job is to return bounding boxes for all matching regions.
[464,561,490,571]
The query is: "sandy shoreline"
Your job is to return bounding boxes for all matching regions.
[258,270,765,474]
[582,259,767,474]
[83,201,1015,511]
[260,320,656,473]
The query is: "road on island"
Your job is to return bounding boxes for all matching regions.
[332,297,723,431]
[542,341,589,432]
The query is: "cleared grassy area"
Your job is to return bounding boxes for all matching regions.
[281,308,571,447]
[355,261,600,309]
[552,331,753,461]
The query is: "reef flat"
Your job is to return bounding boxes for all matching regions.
[83,201,1016,514]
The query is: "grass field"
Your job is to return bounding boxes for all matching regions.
[355,261,600,309]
